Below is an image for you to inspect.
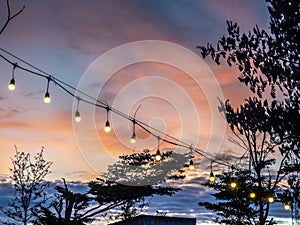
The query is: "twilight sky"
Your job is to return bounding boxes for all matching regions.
[0,0,293,224]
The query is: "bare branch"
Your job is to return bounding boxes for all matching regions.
[0,0,25,35]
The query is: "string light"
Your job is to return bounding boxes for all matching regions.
[8,63,17,91]
[230,180,237,189]
[267,195,275,204]
[155,137,162,161]
[1,48,294,214]
[0,47,243,170]
[130,120,136,144]
[44,78,51,103]
[74,97,81,122]
[104,107,111,133]
[155,149,162,161]
[189,159,195,170]
[249,191,256,199]
[209,161,215,182]
[283,203,291,210]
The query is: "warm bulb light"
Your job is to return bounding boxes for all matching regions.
[209,171,215,182]
[130,133,136,144]
[44,92,51,103]
[267,196,275,204]
[155,149,162,161]
[249,192,256,199]
[75,111,81,122]
[104,121,111,133]
[8,79,15,90]
[284,203,291,210]
[189,160,195,170]
[230,181,237,188]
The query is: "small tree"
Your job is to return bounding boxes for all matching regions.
[0,147,52,225]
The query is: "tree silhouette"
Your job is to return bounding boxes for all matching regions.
[200,98,299,224]
[197,0,299,224]
[33,179,92,225]
[0,147,52,225]
[34,149,185,223]
[85,149,184,222]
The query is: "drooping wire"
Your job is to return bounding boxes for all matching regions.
[0,48,240,170]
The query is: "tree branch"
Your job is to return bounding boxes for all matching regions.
[0,0,25,35]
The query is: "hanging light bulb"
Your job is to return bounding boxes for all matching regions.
[155,137,162,161]
[267,195,275,204]
[74,97,81,122]
[75,110,81,122]
[44,78,51,103]
[189,160,195,170]
[8,64,17,91]
[130,133,136,144]
[155,149,162,161]
[249,191,256,199]
[283,203,291,210]
[44,91,51,103]
[230,180,237,189]
[209,171,215,182]
[130,120,136,144]
[8,78,15,91]
[104,121,111,133]
[104,107,111,133]
[209,161,215,182]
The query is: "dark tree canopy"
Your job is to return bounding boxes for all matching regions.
[198,0,299,98]
[34,149,185,224]
[197,0,299,224]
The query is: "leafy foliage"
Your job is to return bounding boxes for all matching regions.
[197,0,299,98]
[197,1,299,223]
[87,149,184,221]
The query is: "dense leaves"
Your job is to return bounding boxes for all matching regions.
[197,0,299,98]
[198,0,299,224]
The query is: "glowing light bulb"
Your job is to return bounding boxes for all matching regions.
[189,160,195,170]
[8,79,15,90]
[104,121,111,133]
[249,192,256,199]
[44,92,51,103]
[230,181,237,188]
[267,196,275,203]
[75,110,81,122]
[130,133,136,144]
[209,171,215,182]
[284,203,291,210]
[155,149,162,161]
